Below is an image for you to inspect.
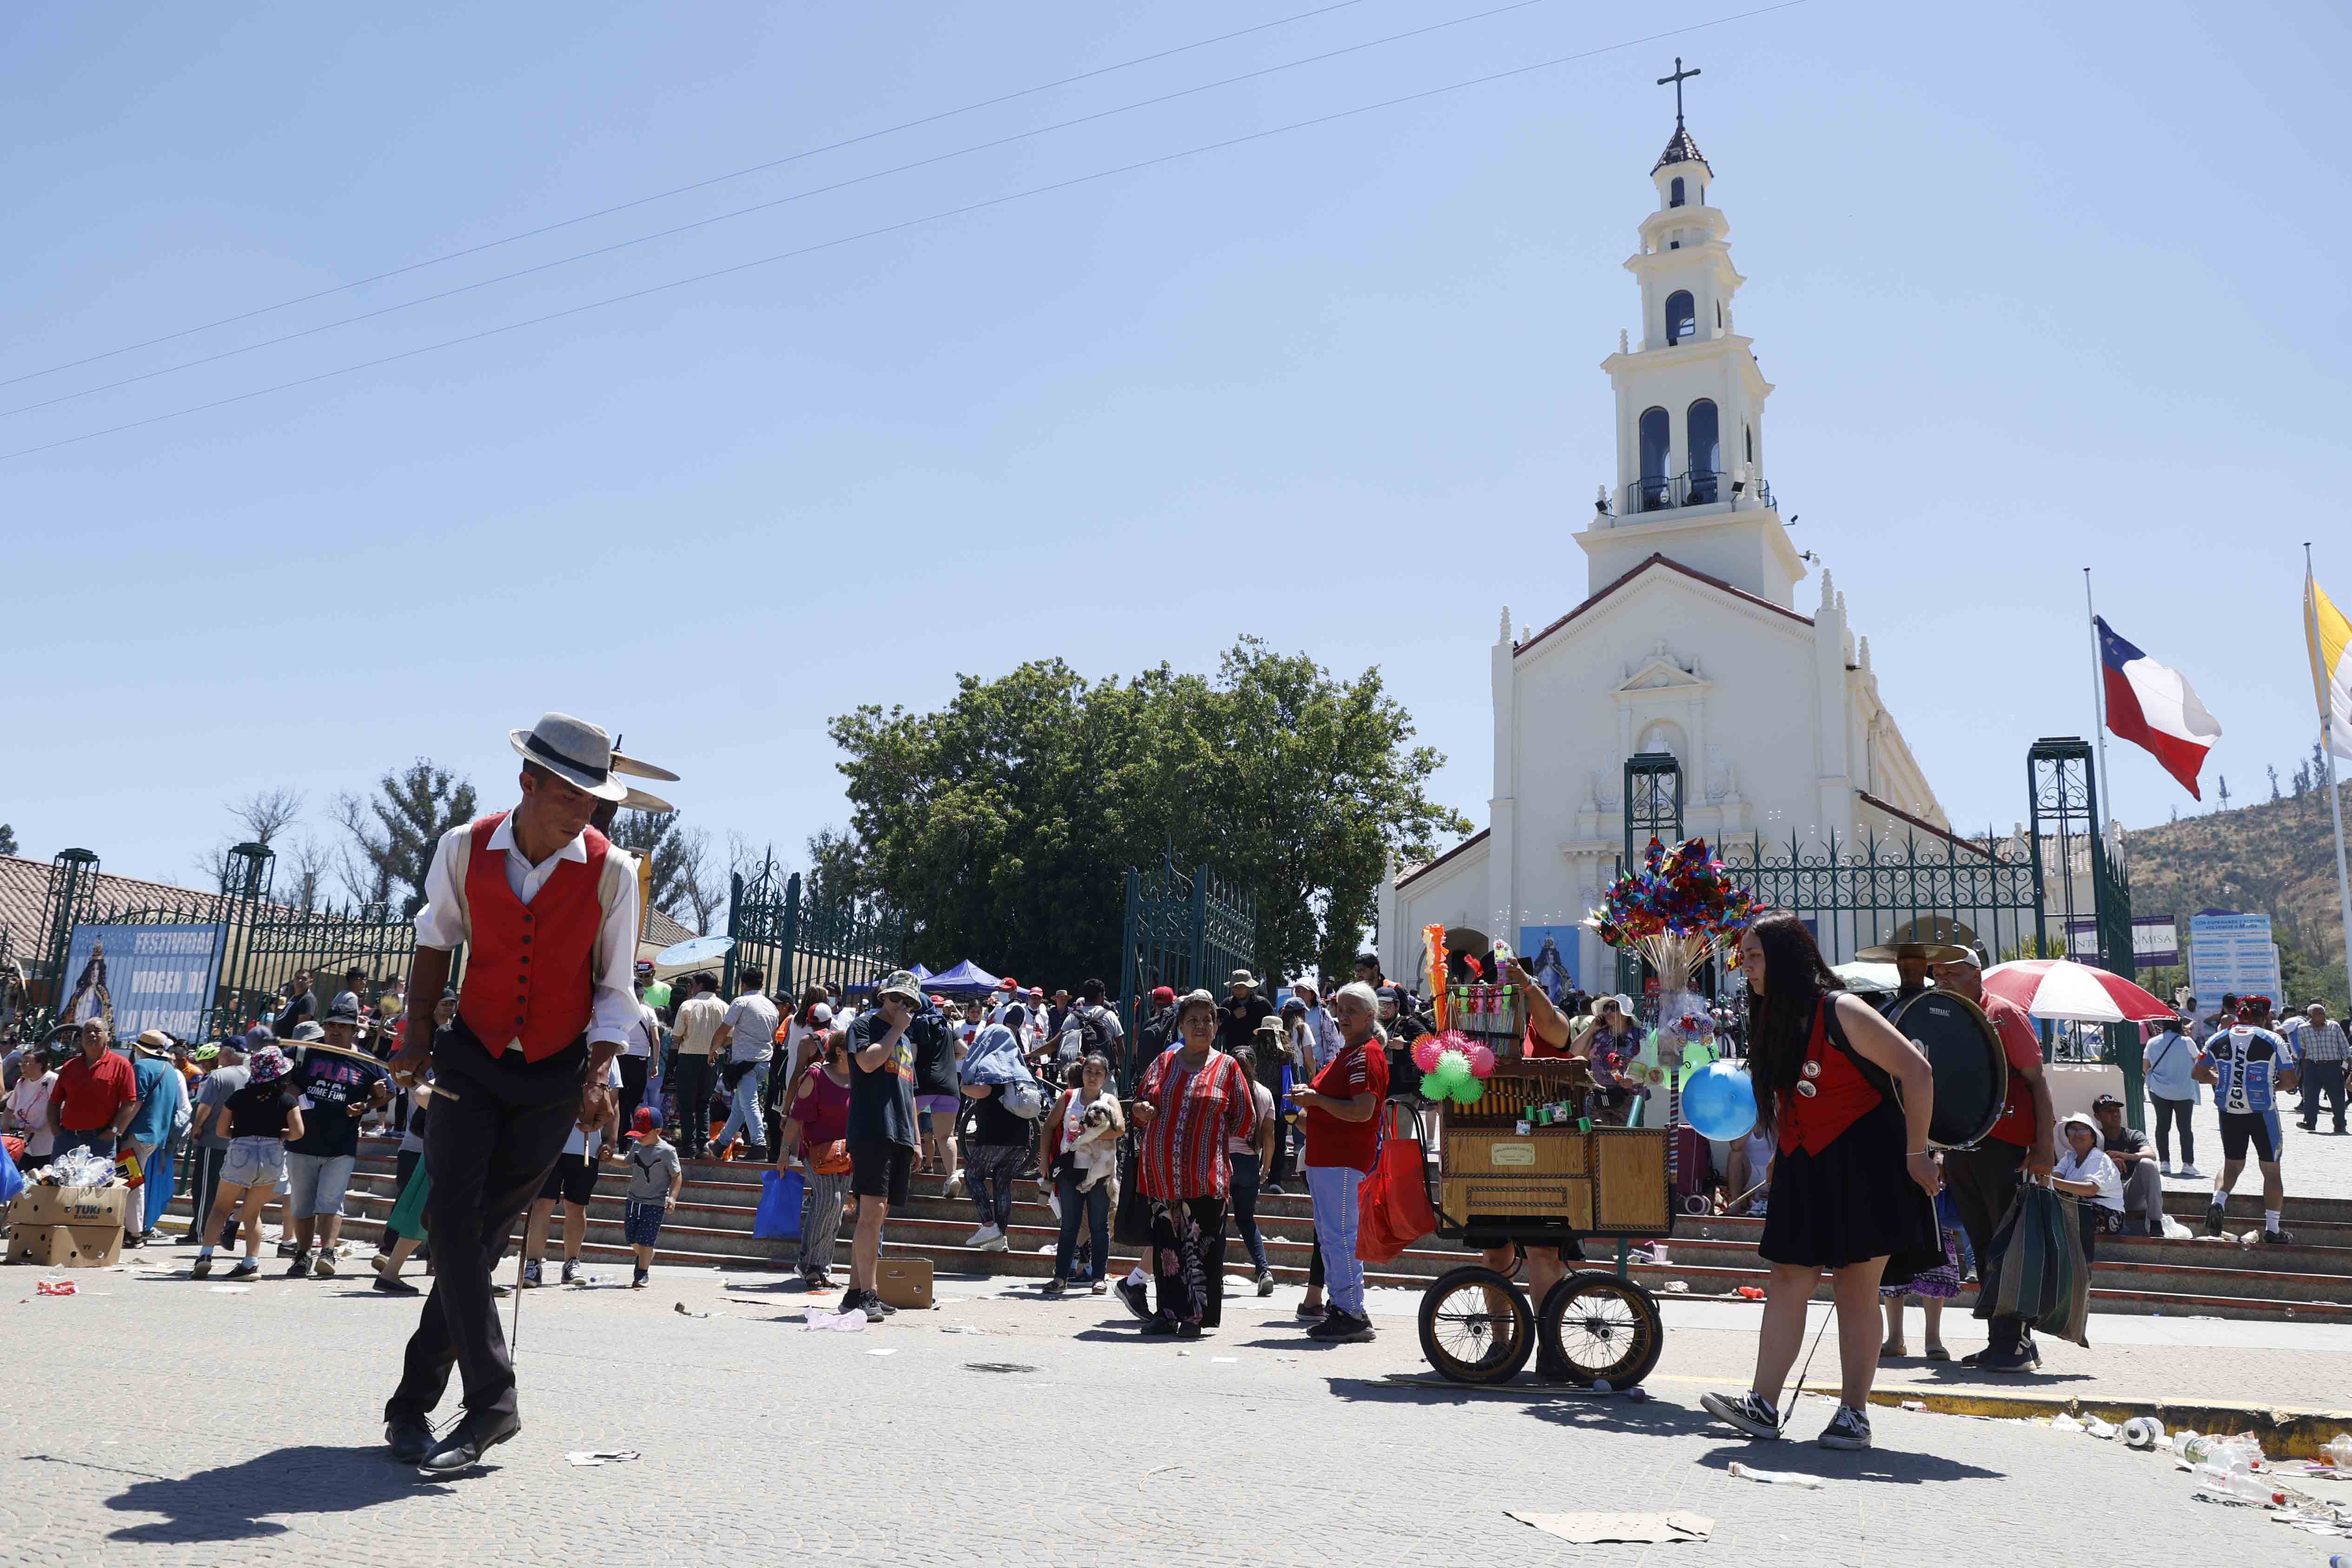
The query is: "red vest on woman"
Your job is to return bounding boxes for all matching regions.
[456,812,610,1062]
[1776,999,1883,1157]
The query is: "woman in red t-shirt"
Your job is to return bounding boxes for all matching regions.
[1701,911,1938,1454]
[1127,992,1255,1337]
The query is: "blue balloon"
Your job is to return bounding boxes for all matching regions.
[1683,1060,1758,1142]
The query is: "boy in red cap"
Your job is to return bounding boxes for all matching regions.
[622,1105,680,1289]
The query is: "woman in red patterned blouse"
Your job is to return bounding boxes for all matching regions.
[1120,990,1255,1337]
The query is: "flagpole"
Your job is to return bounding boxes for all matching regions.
[2084,567,2115,823]
[2307,542,2352,993]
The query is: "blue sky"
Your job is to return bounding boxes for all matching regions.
[4,0,2346,897]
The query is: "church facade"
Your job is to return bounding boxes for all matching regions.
[1378,115,1950,992]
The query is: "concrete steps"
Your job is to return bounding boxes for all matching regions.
[140,1137,2352,1322]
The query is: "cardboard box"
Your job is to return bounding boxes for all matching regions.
[876,1256,934,1309]
[9,1184,133,1230]
[6,1223,124,1268]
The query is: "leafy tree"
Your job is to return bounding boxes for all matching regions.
[2268,764,2281,802]
[805,825,871,905]
[330,761,477,917]
[829,640,1468,984]
[0,823,16,858]
[610,809,722,930]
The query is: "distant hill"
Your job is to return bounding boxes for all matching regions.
[2123,768,2350,1013]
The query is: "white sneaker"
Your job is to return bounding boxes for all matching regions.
[979,1234,1011,1253]
[2158,1163,2175,1177]
[2176,1164,2202,1179]
[963,1225,1003,1248]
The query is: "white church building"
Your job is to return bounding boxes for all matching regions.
[1377,111,1954,993]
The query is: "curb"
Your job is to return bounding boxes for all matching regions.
[1839,1385,2352,1457]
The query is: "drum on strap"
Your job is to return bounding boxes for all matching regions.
[1886,990,2007,1150]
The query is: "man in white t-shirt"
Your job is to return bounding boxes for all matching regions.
[618,969,663,1149]
[669,973,726,1158]
[713,965,781,1159]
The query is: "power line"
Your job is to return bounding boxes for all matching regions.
[0,0,1376,392]
[0,1,1804,466]
[0,0,1565,422]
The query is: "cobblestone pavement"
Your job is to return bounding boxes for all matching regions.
[6,1254,2348,1567]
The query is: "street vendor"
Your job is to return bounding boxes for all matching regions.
[1570,994,1641,1125]
[1482,957,1584,1381]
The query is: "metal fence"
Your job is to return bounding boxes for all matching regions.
[722,857,908,1001]
[1116,852,1256,1088]
[1716,828,2047,969]
[8,842,428,1045]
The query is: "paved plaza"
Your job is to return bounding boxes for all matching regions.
[6,1242,2348,1567]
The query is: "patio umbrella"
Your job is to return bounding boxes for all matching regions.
[1980,959,2173,1024]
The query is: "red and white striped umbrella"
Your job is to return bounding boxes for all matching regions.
[1980,959,2174,1024]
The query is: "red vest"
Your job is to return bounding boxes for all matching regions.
[1776,1000,1884,1157]
[457,812,610,1062]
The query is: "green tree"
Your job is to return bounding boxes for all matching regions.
[0,823,17,858]
[828,640,1468,984]
[609,809,721,931]
[330,761,477,917]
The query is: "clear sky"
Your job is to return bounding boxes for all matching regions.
[4,0,2346,898]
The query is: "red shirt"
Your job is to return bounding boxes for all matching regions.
[52,1049,137,1133]
[1982,995,2045,1150]
[1138,1048,1253,1201]
[1304,1039,1389,1173]
[1776,1002,1882,1157]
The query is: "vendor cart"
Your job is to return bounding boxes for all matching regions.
[1411,1057,1673,1388]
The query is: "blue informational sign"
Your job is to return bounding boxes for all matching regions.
[57,923,227,1043]
[1517,926,1581,1002]
[2187,911,2279,1008]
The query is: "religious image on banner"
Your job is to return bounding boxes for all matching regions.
[1517,926,1580,1004]
[58,941,114,1034]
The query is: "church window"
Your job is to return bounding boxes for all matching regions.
[1715,301,1723,329]
[1638,407,1671,511]
[1665,291,1695,344]
[1687,400,1720,503]
[1745,423,1754,463]
[1669,176,1685,207]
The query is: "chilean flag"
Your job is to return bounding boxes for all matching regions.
[2096,615,2221,799]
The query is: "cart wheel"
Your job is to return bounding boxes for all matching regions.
[1536,1270,1665,1389]
[1417,1266,1535,1385]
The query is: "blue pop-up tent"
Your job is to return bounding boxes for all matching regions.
[909,963,934,982]
[922,960,1001,995]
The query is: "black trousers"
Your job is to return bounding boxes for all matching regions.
[1945,1137,2030,1354]
[616,1054,649,1143]
[671,1055,714,1155]
[386,1021,585,1425]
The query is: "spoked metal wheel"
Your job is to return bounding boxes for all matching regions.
[1417,1265,1535,1384]
[1535,1270,1666,1389]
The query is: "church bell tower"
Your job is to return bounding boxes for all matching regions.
[1574,62,1806,607]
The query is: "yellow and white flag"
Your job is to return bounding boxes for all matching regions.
[2310,571,2352,760]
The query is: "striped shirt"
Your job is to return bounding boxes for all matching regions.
[1137,1048,1254,1202]
[2292,1019,2349,1063]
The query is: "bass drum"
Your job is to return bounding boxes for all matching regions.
[1887,990,2007,1150]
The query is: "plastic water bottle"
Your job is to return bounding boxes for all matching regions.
[2193,1465,2283,1506]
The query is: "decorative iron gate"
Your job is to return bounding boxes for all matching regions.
[1618,753,1684,998]
[723,858,908,1000]
[1116,852,1255,1088]
[2029,737,2141,1104]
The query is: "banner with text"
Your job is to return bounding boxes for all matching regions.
[58,923,227,1043]
[2062,913,2181,968]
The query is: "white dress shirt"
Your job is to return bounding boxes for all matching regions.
[412,814,643,1051]
[623,1001,661,1059]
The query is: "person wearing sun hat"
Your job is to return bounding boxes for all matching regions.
[192,1045,304,1281]
[378,712,642,1474]
[120,1031,192,1247]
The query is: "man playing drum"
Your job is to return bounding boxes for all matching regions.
[1928,951,2055,1374]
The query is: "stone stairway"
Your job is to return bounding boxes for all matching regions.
[151,1136,2352,1323]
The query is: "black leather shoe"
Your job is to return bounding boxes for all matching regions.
[416,1411,521,1473]
[385,1414,435,1464]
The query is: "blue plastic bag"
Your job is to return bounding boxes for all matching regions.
[754,1167,803,1240]
[0,1142,22,1204]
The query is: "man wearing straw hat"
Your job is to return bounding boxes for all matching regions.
[380,713,642,1474]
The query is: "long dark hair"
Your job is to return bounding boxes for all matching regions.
[1744,910,1843,1127]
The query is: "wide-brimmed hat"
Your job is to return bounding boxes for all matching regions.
[1230,969,1258,989]
[134,1029,177,1056]
[291,1021,326,1042]
[2060,1111,2102,1147]
[248,1045,292,1084]
[877,970,926,1004]
[1253,1014,1285,1036]
[1855,941,1972,964]
[508,712,629,802]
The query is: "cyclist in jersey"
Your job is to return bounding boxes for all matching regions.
[2193,997,2300,1245]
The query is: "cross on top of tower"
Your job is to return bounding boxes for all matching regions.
[1656,57,1700,127]
[1650,58,1710,175]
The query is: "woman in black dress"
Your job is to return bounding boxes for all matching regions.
[1702,912,1939,1452]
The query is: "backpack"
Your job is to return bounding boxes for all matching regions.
[1064,1004,1114,1062]
[1000,1076,1046,1119]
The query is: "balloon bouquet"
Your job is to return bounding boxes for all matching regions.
[1587,836,1761,1148]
